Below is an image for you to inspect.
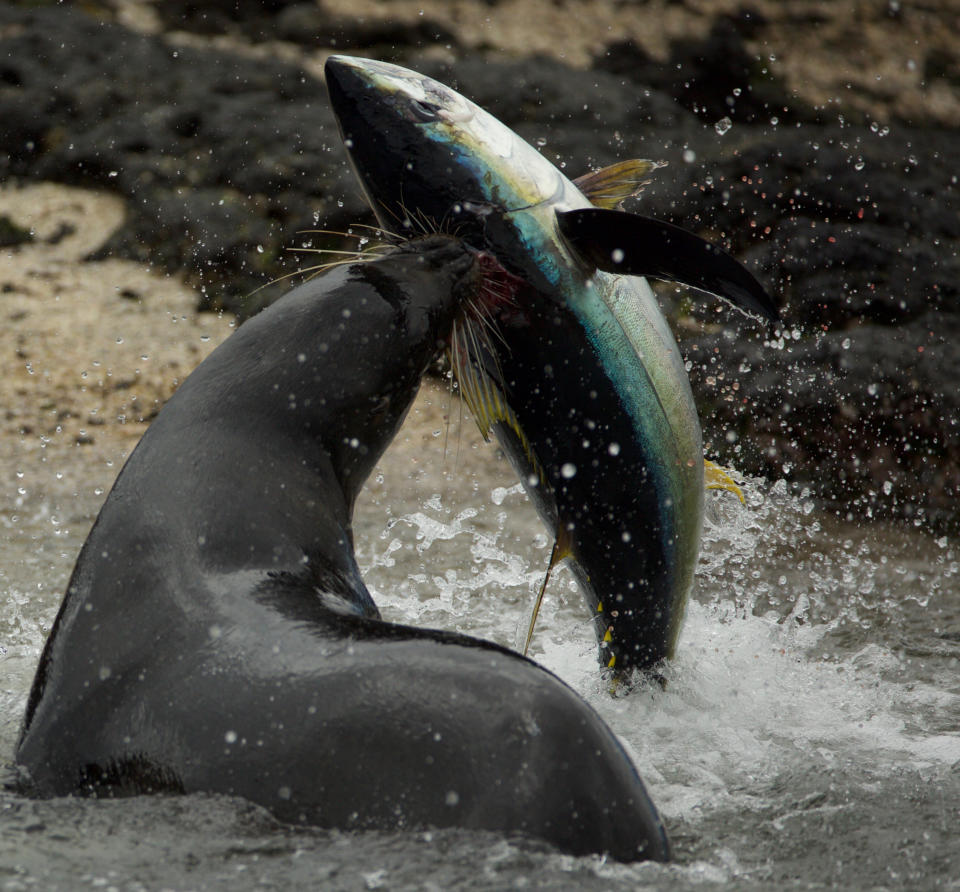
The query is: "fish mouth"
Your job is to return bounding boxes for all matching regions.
[325,55,474,125]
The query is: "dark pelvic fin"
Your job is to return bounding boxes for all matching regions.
[556,208,780,323]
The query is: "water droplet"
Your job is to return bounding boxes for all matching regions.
[714,117,733,136]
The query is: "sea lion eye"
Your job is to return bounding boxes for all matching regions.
[409,99,441,121]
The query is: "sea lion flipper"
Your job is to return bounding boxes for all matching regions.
[556,207,780,323]
[572,159,664,209]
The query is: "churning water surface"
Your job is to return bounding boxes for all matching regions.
[1,414,959,891]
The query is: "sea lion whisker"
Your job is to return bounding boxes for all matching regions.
[376,196,417,234]
[446,324,476,470]
[248,232,397,297]
[467,295,510,352]
[345,222,406,242]
[447,326,485,438]
[412,205,439,236]
[285,247,391,257]
[246,265,335,296]
[452,311,510,443]
[389,193,424,236]
[294,228,372,239]
[464,299,507,384]
[289,258,379,282]
[443,328,462,463]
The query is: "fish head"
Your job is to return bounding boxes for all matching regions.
[325,55,577,250]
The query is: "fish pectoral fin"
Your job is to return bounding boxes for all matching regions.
[555,207,781,324]
[704,458,745,504]
[573,159,665,210]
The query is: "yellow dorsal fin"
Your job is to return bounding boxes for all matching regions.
[704,458,745,504]
[573,159,666,210]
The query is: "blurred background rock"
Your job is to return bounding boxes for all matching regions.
[1,0,957,530]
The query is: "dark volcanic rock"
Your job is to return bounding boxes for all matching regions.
[2,1,958,528]
[648,125,960,529]
[685,315,960,529]
[595,14,818,126]
[0,214,33,247]
[153,0,310,37]
[409,53,703,173]
[0,2,364,313]
[155,0,460,56]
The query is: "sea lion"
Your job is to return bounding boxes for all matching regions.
[324,55,778,675]
[14,236,670,863]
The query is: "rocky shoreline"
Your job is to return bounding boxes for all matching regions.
[1,0,958,529]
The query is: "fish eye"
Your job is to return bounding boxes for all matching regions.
[409,98,442,121]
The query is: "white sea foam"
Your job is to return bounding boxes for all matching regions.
[361,478,960,829]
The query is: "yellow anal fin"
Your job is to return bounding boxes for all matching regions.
[573,159,666,210]
[522,527,574,658]
[704,458,745,504]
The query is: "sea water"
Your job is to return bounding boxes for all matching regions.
[1,423,958,890]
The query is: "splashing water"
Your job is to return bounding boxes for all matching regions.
[2,436,959,887]
[358,468,960,885]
